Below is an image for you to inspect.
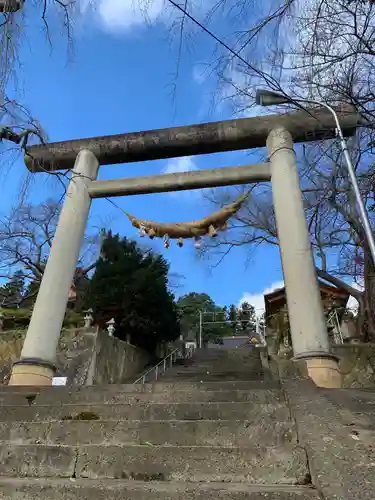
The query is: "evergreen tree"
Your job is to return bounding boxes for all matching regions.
[0,271,25,307]
[228,304,239,333]
[85,234,179,354]
[238,301,257,333]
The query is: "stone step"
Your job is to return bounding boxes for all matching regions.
[162,363,262,374]
[0,401,289,422]
[0,417,295,447]
[191,349,262,359]
[0,478,321,500]
[162,368,264,374]
[160,376,264,382]
[166,360,261,363]
[160,371,264,378]
[0,387,283,406]
[321,388,375,414]
[170,359,261,365]
[0,380,278,394]
[0,443,308,483]
[161,374,264,379]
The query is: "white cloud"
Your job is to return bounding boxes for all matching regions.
[78,0,168,32]
[79,0,210,34]
[162,156,202,201]
[163,156,197,175]
[238,281,284,317]
[192,65,210,85]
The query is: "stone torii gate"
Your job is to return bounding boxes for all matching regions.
[9,105,359,388]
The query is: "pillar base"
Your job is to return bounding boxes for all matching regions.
[9,358,55,386]
[305,357,342,388]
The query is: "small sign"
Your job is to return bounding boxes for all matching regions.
[52,377,67,386]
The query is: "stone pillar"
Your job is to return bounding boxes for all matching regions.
[9,149,99,386]
[267,127,342,388]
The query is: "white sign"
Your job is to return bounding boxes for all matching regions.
[52,377,67,386]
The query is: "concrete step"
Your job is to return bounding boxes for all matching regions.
[0,379,277,394]
[0,478,321,500]
[0,443,309,483]
[321,388,375,414]
[170,358,261,365]
[0,380,278,395]
[0,387,283,406]
[190,348,262,359]
[162,375,263,382]
[0,417,295,447]
[160,373,264,378]
[162,368,264,375]
[0,401,289,422]
[165,369,263,374]
[160,374,264,382]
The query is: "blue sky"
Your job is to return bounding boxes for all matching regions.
[0,0,284,312]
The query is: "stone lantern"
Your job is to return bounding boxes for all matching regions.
[84,308,94,328]
[106,318,116,337]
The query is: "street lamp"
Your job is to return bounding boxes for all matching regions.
[0,0,23,12]
[256,89,375,265]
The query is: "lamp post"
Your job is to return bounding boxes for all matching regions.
[256,89,375,265]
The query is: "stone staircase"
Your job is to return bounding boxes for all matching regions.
[160,347,266,382]
[0,348,328,499]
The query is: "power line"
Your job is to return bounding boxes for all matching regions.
[165,0,278,87]
[165,0,322,123]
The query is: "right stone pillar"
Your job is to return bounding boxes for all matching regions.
[267,126,342,388]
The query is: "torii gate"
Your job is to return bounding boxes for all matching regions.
[9,105,359,388]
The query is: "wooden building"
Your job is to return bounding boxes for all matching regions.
[264,280,350,349]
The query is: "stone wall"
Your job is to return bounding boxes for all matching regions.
[333,343,375,388]
[0,328,150,385]
[267,343,375,388]
[91,330,151,384]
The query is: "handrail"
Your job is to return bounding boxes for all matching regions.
[327,310,344,344]
[133,345,195,384]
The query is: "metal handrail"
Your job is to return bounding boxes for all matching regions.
[327,310,344,345]
[133,345,195,384]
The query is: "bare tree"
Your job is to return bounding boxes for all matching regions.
[179,1,375,339]
[0,198,100,305]
[0,0,77,154]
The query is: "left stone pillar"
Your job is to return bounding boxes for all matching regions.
[9,149,99,386]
